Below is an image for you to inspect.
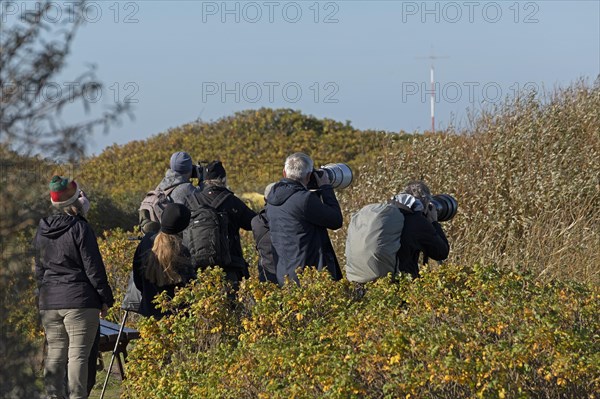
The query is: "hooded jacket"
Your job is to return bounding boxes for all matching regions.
[266,178,343,285]
[140,169,202,234]
[157,169,200,208]
[391,195,450,278]
[34,214,114,310]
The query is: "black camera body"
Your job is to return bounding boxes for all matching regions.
[307,168,325,190]
[191,161,209,189]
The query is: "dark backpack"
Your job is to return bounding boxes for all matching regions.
[184,190,232,269]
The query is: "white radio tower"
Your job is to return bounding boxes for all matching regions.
[417,50,449,133]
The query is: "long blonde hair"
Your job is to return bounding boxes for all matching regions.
[144,232,191,286]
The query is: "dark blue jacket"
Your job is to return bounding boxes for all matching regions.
[266,178,343,285]
[34,214,114,310]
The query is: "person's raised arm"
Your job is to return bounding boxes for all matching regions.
[303,187,343,230]
[415,216,449,261]
[231,196,257,231]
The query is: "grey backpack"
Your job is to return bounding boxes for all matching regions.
[345,203,405,283]
[139,184,180,226]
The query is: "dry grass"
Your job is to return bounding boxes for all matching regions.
[334,80,600,284]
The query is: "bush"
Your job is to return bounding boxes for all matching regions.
[80,108,395,231]
[334,80,600,284]
[96,228,143,324]
[123,265,599,399]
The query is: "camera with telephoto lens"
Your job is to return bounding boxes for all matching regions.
[191,160,208,188]
[429,194,458,222]
[308,163,354,190]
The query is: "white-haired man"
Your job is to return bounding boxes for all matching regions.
[266,152,343,285]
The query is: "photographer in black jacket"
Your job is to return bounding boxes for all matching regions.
[390,180,450,278]
[187,161,256,288]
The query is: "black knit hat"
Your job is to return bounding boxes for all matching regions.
[204,161,226,180]
[160,203,191,235]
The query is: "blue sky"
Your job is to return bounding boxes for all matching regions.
[20,0,600,155]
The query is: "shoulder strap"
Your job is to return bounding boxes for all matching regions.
[164,185,178,196]
[210,190,232,209]
[198,188,232,210]
[160,182,189,204]
[154,181,187,194]
[189,191,203,211]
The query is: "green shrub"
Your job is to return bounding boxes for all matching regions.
[96,228,143,324]
[122,265,599,399]
[79,108,395,231]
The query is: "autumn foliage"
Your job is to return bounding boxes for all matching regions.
[4,81,599,398]
[118,266,599,399]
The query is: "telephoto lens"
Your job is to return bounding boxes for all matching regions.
[321,163,353,189]
[430,194,458,222]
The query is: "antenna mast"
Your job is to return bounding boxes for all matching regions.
[416,50,449,133]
